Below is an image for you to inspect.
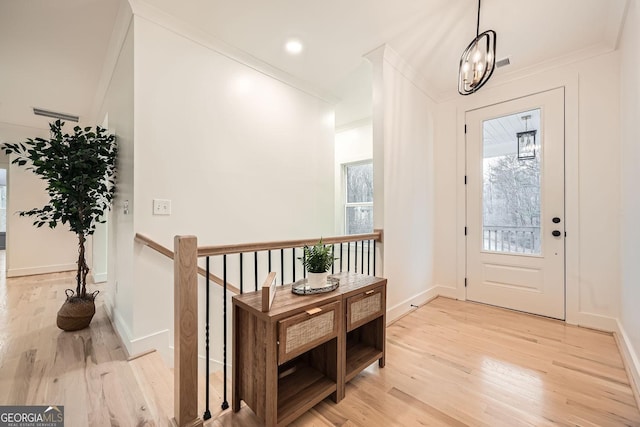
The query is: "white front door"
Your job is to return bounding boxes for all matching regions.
[466,88,565,319]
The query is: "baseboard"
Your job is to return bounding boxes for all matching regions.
[433,285,458,299]
[103,295,169,360]
[130,329,170,358]
[567,311,618,332]
[93,272,108,283]
[7,263,76,277]
[103,303,131,360]
[613,319,640,411]
[386,285,457,325]
[104,302,134,357]
[167,345,225,373]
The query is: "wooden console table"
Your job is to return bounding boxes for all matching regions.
[232,272,387,426]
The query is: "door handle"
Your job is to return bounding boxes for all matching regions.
[552,217,561,223]
[552,230,562,237]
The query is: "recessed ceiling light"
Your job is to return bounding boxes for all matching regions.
[285,39,303,55]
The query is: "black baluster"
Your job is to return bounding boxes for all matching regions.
[331,244,335,274]
[340,243,343,272]
[203,256,211,420]
[280,249,284,285]
[239,253,243,294]
[373,240,376,276]
[292,247,296,282]
[222,255,229,410]
[354,241,358,273]
[303,250,306,278]
[361,240,364,273]
[347,242,351,272]
[367,240,371,275]
[268,250,271,273]
[254,251,258,291]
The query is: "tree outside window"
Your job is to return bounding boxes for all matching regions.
[344,161,373,234]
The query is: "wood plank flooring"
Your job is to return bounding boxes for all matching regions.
[216,297,640,427]
[0,265,163,426]
[1,262,639,426]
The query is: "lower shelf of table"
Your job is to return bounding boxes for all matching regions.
[345,341,384,382]
[277,363,337,426]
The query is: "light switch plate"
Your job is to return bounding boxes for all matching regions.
[153,199,171,215]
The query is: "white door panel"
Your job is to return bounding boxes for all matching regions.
[466,88,565,319]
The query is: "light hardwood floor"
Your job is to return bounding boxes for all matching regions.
[2,264,639,426]
[0,264,163,426]
[218,298,640,427]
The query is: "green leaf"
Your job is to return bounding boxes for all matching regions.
[10,120,117,289]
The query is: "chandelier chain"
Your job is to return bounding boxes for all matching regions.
[476,0,481,37]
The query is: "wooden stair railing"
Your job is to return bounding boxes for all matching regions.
[135,233,240,294]
[135,230,383,427]
[197,231,383,256]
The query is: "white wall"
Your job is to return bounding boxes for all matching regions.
[130,15,335,357]
[0,124,78,277]
[334,59,374,235]
[91,114,111,284]
[334,60,373,128]
[619,0,640,391]
[97,14,135,352]
[370,46,437,322]
[334,122,373,233]
[434,50,621,329]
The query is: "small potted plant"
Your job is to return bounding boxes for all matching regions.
[300,239,336,289]
[3,120,117,331]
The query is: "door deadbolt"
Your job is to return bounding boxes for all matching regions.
[552,217,561,223]
[552,230,562,237]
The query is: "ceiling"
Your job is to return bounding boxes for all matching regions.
[0,0,121,134]
[484,108,541,158]
[0,0,628,136]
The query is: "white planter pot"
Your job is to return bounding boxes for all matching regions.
[307,271,329,289]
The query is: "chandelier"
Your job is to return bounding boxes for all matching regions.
[458,0,497,95]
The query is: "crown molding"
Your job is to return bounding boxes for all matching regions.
[604,0,630,50]
[336,117,372,133]
[89,0,134,125]
[436,42,615,103]
[374,44,438,103]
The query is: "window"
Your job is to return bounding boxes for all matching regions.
[344,161,373,234]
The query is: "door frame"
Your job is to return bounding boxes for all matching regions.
[454,72,582,326]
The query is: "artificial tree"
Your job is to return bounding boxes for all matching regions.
[4,120,117,326]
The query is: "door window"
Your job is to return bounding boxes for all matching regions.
[482,109,541,254]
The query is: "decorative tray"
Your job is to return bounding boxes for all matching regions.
[291,277,340,295]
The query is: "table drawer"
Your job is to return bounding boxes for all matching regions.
[278,301,339,364]
[346,286,385,332]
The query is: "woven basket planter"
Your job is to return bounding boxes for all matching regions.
[56,290,99,331]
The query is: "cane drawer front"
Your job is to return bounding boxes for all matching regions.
[278,301,339,364]
[346,286,385,332]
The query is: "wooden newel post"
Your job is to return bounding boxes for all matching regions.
[174,236,203,427]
